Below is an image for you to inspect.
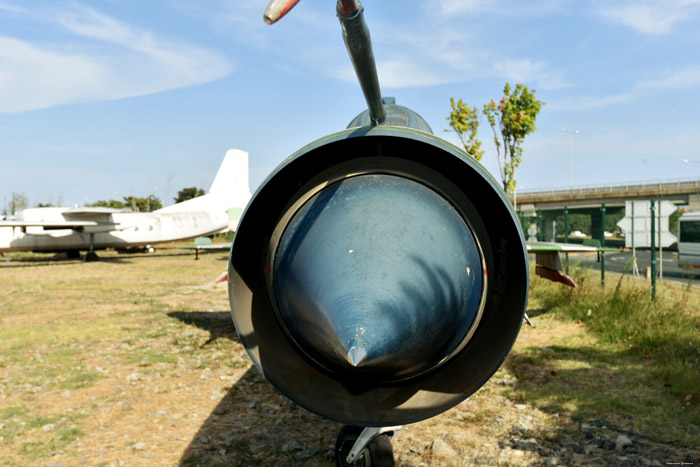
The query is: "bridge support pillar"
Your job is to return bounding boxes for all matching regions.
[590,207,604,242]
[690,194,700,211]
[541,211,559,241]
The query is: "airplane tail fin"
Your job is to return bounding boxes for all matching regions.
[209,149,251,199]
[158,149,252,216]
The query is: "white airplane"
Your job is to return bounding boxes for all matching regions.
[0,149,251,260]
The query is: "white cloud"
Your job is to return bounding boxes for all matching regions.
[641,66,700,89]
[330,9,571,90]
[0,1,22,13]
[188,1,569,91]
[494,59,570,91]
[548,92,637,111]
[549,66,700,110]
[597,0,700,35]
[0,36,107,112]
[598,5,680,35]
[425,0,565,18]
[376,58,447,88]
[343,21,489,88]
[331,32,570,91]
[191,1,484,89]
[0,5,232,113]
[323,20,471,88]
[330,56,460,89]
[429,0,492,15]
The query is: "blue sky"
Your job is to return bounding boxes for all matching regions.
[2,0,700,209]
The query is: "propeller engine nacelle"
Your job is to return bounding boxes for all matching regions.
[228,102,528,427]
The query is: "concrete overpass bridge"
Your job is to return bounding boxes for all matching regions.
[514,178,700,242]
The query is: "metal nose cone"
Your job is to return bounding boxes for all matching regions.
[272,174,484,382]
[347,345,368,367]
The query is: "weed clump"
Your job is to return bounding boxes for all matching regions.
[530,266,700,400]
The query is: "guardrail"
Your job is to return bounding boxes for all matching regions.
[517,178,700,204]
[519,178,700,195]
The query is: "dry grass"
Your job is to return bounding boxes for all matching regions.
[523,265,700,446]
[0,249,698,466]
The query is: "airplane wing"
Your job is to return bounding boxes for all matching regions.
[178,241,232,260]
[177,242,232,252]
[0,207,122,232]
[192,242,232,250]
[528,242,589,253]
[0,220,118,229]
[62,207,124,215]
[527,241,616,253]
[526,241,615,287]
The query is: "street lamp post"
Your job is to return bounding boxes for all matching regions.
[562,128,579,189]
[513,167,518,210]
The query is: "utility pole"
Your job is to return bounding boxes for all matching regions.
[658,202,663,279]
[650,198,656,300]
[564,206,569,274]
[601,203,606,286]
[631,207,635,275]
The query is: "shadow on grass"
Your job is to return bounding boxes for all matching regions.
[504,341,700,446]
[0,251,197,267]
[1,249,229,267]
[167,311,339,466]
[167,311,240,346]
[1,256,135,267]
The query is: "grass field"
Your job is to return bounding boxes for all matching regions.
[522,265,700,446]
[0,247,698,465]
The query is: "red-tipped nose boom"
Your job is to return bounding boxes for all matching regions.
[263,0,301,24]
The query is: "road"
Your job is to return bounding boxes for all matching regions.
[565,248,700,286]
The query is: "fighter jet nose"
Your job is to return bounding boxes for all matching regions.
[229,130,528,426]
[271,174,485,382]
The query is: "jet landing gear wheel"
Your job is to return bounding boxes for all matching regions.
[335,426,395,466]
[84,251,99,262]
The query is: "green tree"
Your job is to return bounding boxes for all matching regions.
[123,195,162,212]
[8,191,28,215]
[35,195,63,208]
[445,98,485,161]
[556,213,591,235]
[669,208,683,233]
[605,209,625,234]
[482,83,544,193]
[87,199,127,209]
[87,195,162,212]
[174,187,205,204]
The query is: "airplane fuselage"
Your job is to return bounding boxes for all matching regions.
[0,148,251,255]
[0,209,228,253]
